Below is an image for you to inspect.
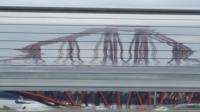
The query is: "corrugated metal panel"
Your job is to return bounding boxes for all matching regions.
[0,10,199,91]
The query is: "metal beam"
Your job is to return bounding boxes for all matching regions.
[0,66,200,91]
[1,79,200,92]
[0,6,200,15]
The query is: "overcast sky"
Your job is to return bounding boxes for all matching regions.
[0,0,199,9]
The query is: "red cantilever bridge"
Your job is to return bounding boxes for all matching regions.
[11,28,197,65]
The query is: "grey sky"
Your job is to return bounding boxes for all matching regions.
[0,0,199,9]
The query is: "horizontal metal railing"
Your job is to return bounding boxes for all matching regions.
[0,6,200,15]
